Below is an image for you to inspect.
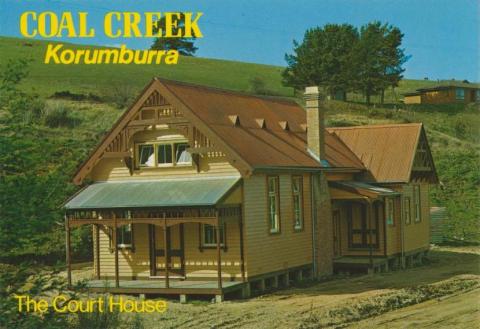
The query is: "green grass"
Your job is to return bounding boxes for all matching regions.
[0,36,293,98]
[0,36,447,103]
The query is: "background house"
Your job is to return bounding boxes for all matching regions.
[403,81,480,104]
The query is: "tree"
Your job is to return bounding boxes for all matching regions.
[352,22,407,104]
[282,24,358,99]
[150,13,198,56]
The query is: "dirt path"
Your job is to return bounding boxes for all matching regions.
[348,288,480,329]
[139,246,480,328]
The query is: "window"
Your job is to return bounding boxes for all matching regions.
[386,198,395,226]
[117,224,133,247]
[456,88,465,100]
[404,197,411,224]
[175,143,192,164]
[267,176,280,233]
[136,141,192,168]
[413,185,421,222]
[202,224,225,247]
[157,144,173,165]
[292,176,304,231]
[138,144,155,167]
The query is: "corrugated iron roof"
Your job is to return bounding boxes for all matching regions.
[64,177,240,209]
[72,78,434,185]
[329,187,367,200]
[328,124,423,183]
[160,79,364,170]
[330,181,399,200]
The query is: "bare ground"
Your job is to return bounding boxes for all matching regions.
[71,246,480,328]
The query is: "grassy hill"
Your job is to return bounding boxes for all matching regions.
[0,36,293,98]
[0,36,478,263]
[0,36,440,101]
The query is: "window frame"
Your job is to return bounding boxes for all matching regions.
[404,197,412,225]
[137,143,155,168]
[413,185,422,223]
[455,88,465,100]
[156,143,173,167]
[385,197,395,226]
[292,175,304,231]
[109,224,134,251]
[267,176,281,234]
[135,140,192,169]
[174,142,193,166]
[200,223,226,248]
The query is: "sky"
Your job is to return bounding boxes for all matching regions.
[0,0,478,81]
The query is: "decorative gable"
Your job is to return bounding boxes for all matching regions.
[73,80,243,185]
[410,129,438,183]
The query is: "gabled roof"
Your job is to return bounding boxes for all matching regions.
[328,123,432,183]
[73,78,436,184]
[160,79,364,170]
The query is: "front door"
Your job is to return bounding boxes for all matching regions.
[149,224,185,277]
[332,210,341,257]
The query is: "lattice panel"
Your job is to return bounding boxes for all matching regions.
[142,90,169,107]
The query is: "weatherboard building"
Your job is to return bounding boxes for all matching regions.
[64,79,437,301]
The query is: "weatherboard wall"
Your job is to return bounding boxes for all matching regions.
[94,222,243,280]
[402,183,430,252]
[242,173,314,278]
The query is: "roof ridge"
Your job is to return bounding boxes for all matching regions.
[327,123,422,130]
[155,77,298,106]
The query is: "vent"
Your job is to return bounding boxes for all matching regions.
[279,121,290,131]
[255,118,266,129]
[228,115,240,126]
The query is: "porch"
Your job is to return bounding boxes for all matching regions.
[329,181,400,273]
[86,279,245,299]
[63,177,246,300]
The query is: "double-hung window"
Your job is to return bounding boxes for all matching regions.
[413,185,421,222]
[404,197,411,224]
[117,224,133,248]
[385,198,395,226]
[292,176,304,231]
[267,176,280,233]
[202,224,225,247]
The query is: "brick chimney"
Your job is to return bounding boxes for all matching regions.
[304,86,325,161]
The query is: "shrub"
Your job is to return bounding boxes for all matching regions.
[43,103,80,128]
[51,91,103,102]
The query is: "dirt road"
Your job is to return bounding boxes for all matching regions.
[349,288,480,329]
[138,246,480,328]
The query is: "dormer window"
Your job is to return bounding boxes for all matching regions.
[157,144,173,165]
[175,143,192,164]
[136,141,192,168]
[139,144,155,167]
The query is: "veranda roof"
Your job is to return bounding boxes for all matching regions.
[64,177,240,210]
[330,181,399,200]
